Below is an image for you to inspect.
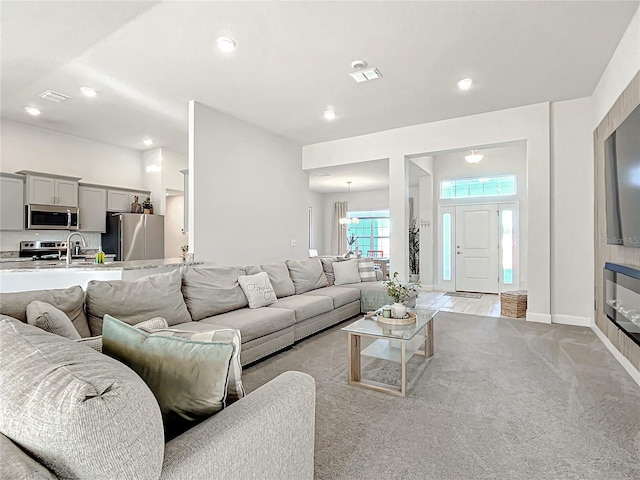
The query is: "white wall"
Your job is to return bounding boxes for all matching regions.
[164,194,187,258]
[433,143,528,290]
[303,103,551,323]
[309,191,325,254]
[189,101,309,265]
[550,97,595,325]
[0,120,144,188]
[592,6,640,128]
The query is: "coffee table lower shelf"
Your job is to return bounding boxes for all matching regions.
[346,316,434,397]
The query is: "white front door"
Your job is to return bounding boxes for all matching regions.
[455,204,499,293]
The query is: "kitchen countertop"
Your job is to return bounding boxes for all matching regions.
[0,258,203,272]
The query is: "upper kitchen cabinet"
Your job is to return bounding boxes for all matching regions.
[107,188,151,212]
[78,185,107,232]
[0,173,25,230]
[17,171,80,207]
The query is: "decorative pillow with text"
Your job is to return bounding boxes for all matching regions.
[238,272,278,309]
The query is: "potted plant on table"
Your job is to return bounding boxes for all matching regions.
[409,217,420,283]
[384,272,420,318]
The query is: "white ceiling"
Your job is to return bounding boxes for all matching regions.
[1,1,638,165]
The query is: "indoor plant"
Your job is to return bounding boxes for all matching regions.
[346,233,358,257]
[384,272,420,318]
[409,217,420,283]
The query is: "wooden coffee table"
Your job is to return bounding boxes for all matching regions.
[341,308,437,397]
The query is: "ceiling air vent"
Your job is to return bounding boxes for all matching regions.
[349,67,382,84]
[39,90,69,103]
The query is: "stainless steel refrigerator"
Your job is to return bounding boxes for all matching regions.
[102,213,164,261]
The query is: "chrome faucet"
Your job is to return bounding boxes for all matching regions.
[66,232,87,265]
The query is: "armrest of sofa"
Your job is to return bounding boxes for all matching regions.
[160,371,316,480]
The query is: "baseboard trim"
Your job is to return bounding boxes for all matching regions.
[552,314,593,327]
[591,325,640,387]
[526,312,552,324]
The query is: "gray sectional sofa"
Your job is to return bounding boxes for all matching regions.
[0,256,404,479]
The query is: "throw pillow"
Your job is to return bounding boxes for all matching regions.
[333,259,362,285]
[358,258,377,282]
[74,318,169,353]
[140,327,245,403]
[26,301,81,340]
[102,314,235,440]
[286,257,328,294]
[238,272,277,308]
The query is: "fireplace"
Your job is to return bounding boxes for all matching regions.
[604,263,640,347]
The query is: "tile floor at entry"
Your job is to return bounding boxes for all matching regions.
[417,291,502,317]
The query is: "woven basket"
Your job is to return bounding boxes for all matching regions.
[501,290,527,318]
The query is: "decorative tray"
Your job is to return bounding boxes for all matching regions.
[376,311,417,325]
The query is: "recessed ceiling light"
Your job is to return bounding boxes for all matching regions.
[80,87,97,97]
[458,78,473,91]
[143,138,153,146]
[25,106,41,116]
[324,109,336,121]
[146,165,162,173]
[216,36,236,53]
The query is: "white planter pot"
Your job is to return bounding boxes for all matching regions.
[391,303,407,319]
[409,274,420,283]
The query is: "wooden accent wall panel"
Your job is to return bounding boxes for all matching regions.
[593,71,640,371]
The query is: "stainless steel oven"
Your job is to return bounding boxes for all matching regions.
[25,204,79,230]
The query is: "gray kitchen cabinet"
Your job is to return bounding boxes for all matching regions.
[78,185,107,232]
[107,189,151,212]
[18,171,79,207]
[0,173,24,230]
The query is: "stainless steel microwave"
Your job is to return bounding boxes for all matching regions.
[25,204,79,230]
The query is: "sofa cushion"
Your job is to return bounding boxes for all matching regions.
[102,314,235,441]
[182,266,248,320]
[303,285,361,309]
[286,258,328,294]
[0,317,164,479]
[196,307,295,343]
[0,286,90,338]
[238,272,277,309]
[141,326,245,403]
[268,295,333,322]
[246,262,296,298]
[85,269,191,335]
[358,258,377,282]
[26,301,81,340]
[333,259,362,285]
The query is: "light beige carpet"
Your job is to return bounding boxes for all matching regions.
[242,312,640,480]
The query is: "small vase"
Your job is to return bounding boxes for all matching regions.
[391,302,407,319]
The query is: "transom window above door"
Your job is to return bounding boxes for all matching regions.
[440,175,516,199]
